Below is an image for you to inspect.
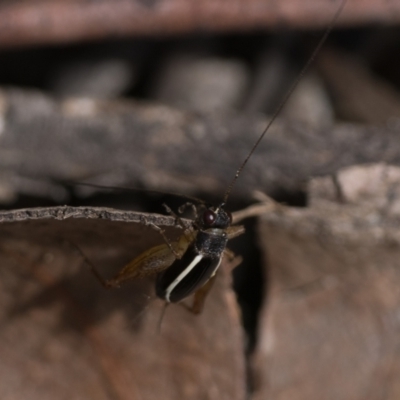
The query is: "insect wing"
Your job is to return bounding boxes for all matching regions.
[156,245,222,303]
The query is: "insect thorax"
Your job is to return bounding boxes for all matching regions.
[195,229,228,259]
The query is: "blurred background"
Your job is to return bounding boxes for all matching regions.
[1,0,400,399]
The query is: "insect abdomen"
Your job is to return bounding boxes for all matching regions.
[156,246,221,303]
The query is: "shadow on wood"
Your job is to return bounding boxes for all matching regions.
[0,207,245,400]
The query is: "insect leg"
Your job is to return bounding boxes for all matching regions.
[69,241,118,288]
[223,249,243,271]
[73,234,193,289]
[223,248,236,262]
[188,273,218,314]
[178,202,198,219]
[162,203,196,242]
[145,221,182,259]
[226,224,245,240]
[112,237,191,284]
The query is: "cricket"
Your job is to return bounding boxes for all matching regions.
[75,0,348,315]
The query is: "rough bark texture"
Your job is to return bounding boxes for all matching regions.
[253,163,400,400]
[0,0,394,48]
[0,207,246,400]
[1,88,400,204]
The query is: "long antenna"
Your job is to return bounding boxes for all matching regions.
[222,0,347,205]
[63,180,206,205]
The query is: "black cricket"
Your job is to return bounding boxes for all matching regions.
[82,0,347,314]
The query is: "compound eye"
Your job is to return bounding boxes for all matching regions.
[203,209,216,226]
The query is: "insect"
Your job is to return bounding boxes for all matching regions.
[77,0,348,315]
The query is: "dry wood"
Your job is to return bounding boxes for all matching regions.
[1,88,400,203]
[253,163,400,400]
[0,0,395,48]
[0,206,246,400]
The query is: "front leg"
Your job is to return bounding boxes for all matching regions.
[226,225,245,240]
